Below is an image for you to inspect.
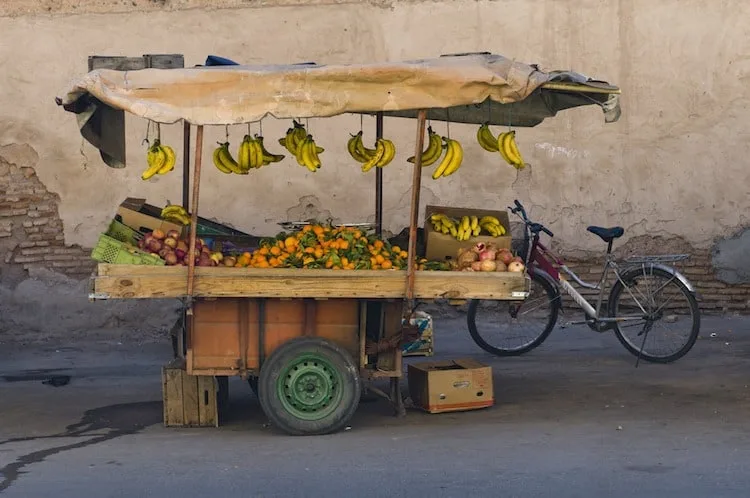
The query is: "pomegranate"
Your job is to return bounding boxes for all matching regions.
[166,229,181,240]
[152,228,166,240]
[508,261,525,272]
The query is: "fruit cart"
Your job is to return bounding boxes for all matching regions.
[56,52,620,435]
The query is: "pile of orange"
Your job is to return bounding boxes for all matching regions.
[233,224,411,270]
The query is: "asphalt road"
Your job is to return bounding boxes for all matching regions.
[2,312,750,497]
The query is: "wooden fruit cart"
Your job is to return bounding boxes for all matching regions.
[56,52,621,435]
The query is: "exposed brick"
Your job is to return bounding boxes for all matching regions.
[20,247,52,256]
[32,218,49,226]
[22,220,33,228]
[24,227,39,234]
[0,231,11,238]
[12,255,45,264]
[44,255,77,262]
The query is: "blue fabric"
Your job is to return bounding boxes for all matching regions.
[204,56,239,66]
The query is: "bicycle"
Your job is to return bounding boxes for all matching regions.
[467,200,701,364]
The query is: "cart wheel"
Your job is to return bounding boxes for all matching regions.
[258,337,361,436]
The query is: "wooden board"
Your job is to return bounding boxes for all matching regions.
[92,264,528,300]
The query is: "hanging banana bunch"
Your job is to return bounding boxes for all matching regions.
[477,122,526,170]
[141,122,177,180]
[346,131,396,172]
[279,120,325,172]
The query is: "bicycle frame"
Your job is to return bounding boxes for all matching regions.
[526,233,643,324]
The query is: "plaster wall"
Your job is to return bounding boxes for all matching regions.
[1,0,748,257]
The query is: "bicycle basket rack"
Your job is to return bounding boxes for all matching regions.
[623,254,690,265]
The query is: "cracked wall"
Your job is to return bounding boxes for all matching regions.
[0,145,93,285]
[1,0,749,310]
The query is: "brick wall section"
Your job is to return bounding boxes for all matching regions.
[0,159,94,281]
[560,251,750,315]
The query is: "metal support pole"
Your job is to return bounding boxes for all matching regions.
[182,121,191,210]
[375,112,384,237]
[186,125,204,306]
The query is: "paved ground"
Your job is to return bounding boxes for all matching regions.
[1,311,750,497]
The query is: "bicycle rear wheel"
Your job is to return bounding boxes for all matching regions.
[467,271,560,356]
[608,266,700,363]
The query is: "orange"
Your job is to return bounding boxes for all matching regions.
[374,240,384,250]
[339,240,350,250]
[371,264,380,270]
[392,245,401,254]
[259,247,269,256]
[313,226,324,236]
[375,254,385,265]
[314,248,324,259]
[325,259,334,269]
[381,260,393,270]
[400,251,408,259]
[304,246,315,254]
[270,246,281,256]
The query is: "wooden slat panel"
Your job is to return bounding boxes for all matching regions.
[196,376,218,427]
[181,373,200,426]
[93,265,527,300]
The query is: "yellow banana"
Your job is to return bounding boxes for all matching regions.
[142,142,166,180]
[306,136,322,170]
[347,132,369,163]
[431,138,454,179]
[361,139,385,173]
[256,135,284,165]
[497,132,512,165]
[408,127,442,166]
[161,205,188,218]
[249,137,265,169]
[238,136,251,172]
[479,216,501,226]
[477,123,499,153]
[297,135,318,172]
[449,226,458,238]
[470,216,479,232]
[506,131,525,169]
[355,134,377,161]
[217,142,246,175]
[213,145,233,174]
[441,139,464,176]
[375,139,396,168]
[157,144,176,175]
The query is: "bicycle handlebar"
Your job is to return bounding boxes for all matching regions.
[508,199,554,238]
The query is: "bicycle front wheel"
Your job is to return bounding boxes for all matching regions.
[467,271,560,356]
[608,266,700,363]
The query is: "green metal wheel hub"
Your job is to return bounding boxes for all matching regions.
[277,353,344,421]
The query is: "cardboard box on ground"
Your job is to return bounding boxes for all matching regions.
[408,358,494,414]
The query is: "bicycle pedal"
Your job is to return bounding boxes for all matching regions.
[562,320,588,328]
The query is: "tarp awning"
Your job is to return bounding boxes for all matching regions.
[56,53,621,127]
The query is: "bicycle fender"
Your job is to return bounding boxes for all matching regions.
[530,266,564,307]
[622,263,698,297]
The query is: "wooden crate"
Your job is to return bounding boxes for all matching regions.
[162,360,219,427]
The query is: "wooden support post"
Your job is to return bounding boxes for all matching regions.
[186,125,204,306]
[405,110,427,313]
[182,121,191,210]
[375,112,384,237]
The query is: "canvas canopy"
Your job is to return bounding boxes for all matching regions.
[55,52,620,167]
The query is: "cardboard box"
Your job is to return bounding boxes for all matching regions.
[115,198,184,236]
[402,311,434,357]
[408,358,494,414]
[424,205,512,261]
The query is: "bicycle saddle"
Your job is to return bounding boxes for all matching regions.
[586,225,624,243]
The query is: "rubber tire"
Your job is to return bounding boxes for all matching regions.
[608,267,700,363]
[258,337,361,436]
[467,270,560,356]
